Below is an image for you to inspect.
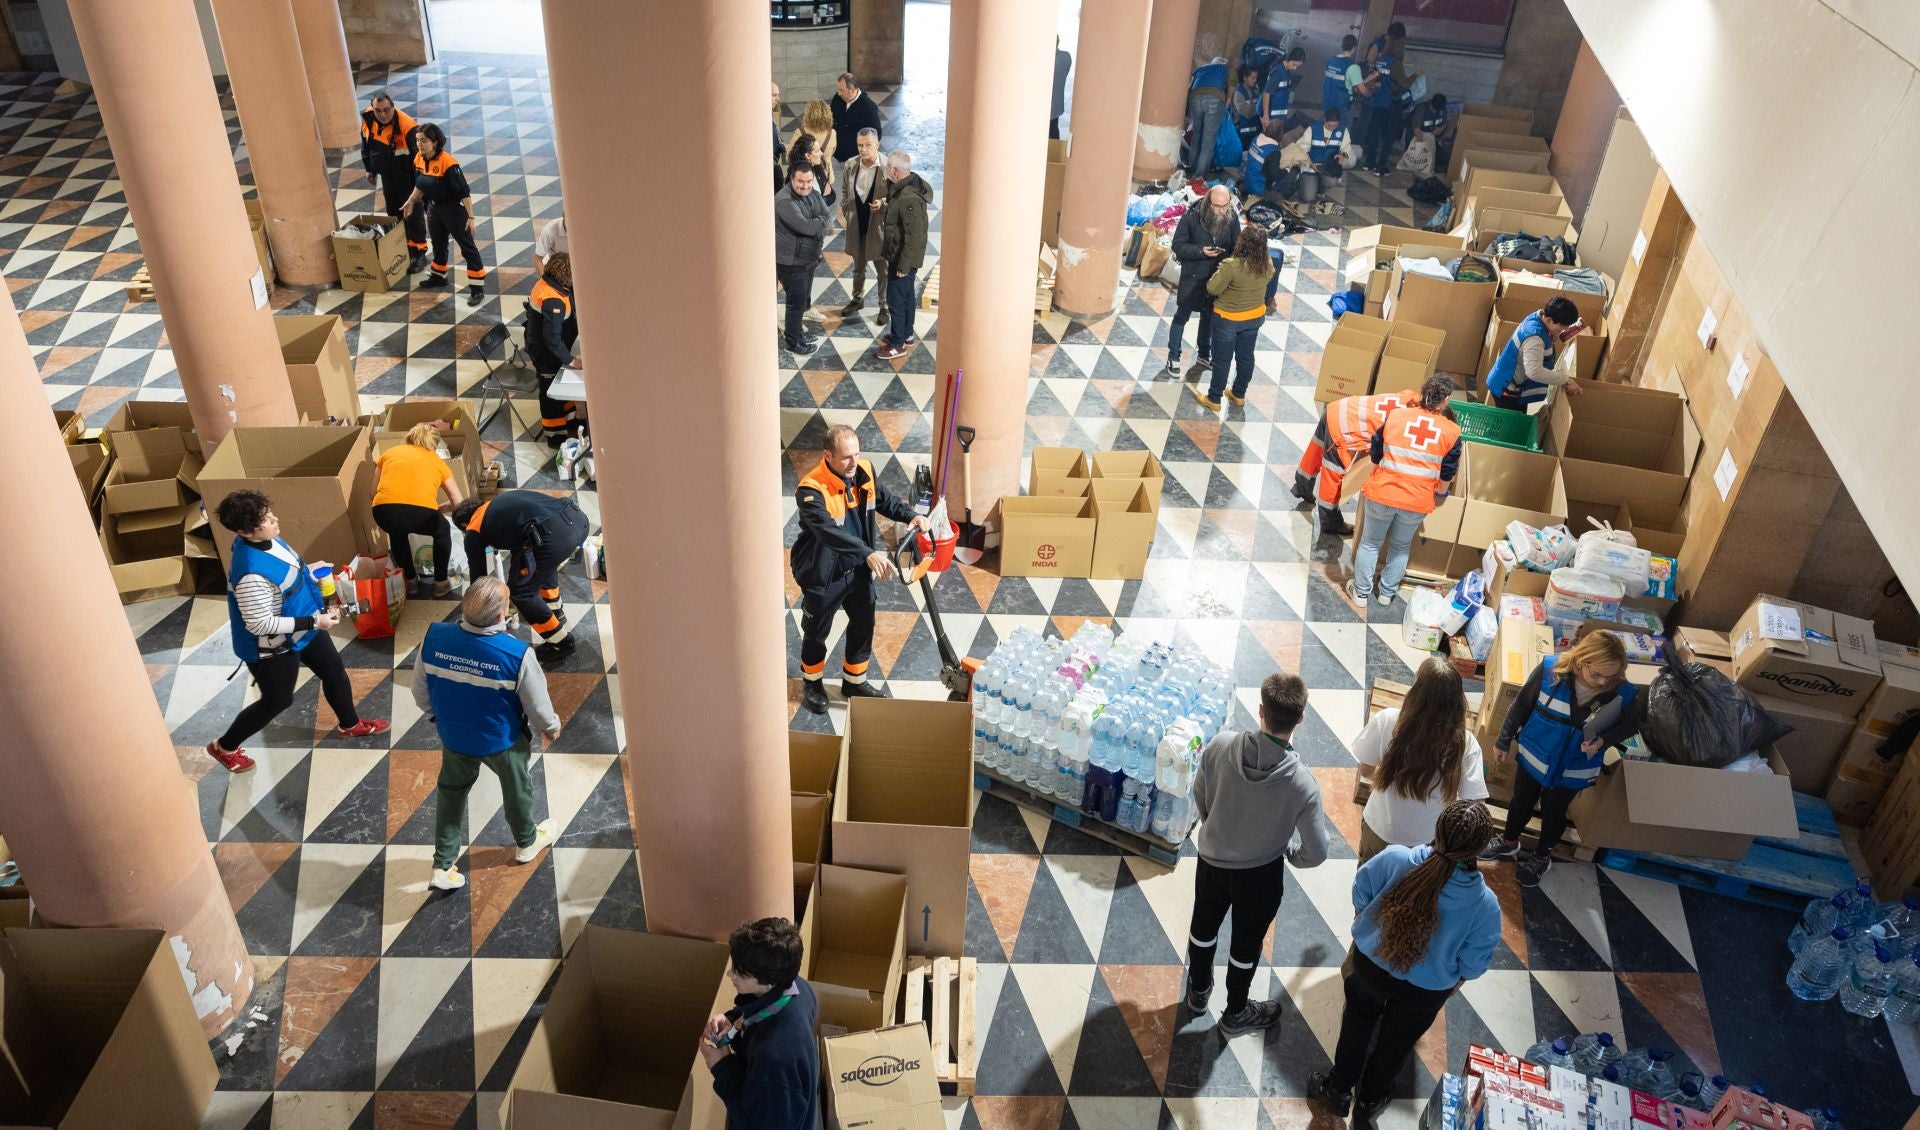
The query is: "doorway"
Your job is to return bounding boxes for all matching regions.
[426,0,546,56]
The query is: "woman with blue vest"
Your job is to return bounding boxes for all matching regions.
[1486,295,1585,410]
[204,492,390,774]
[1483,630,1645,886]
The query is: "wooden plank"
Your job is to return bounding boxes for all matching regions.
[903,959,927,1026]
[973,769,1183,865]
[955,957,978,1096]
[931,956,954,1085]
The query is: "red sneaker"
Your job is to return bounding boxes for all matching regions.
[206,742,255,773]
[336,720,391,738]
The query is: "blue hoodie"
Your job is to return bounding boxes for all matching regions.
[1350,845,1502,992]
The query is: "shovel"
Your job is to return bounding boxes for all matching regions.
[954,425,987,565]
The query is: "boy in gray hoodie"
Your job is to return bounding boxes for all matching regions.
[1186,672,1330,1034]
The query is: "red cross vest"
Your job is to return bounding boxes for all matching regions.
[1363,406,1460,514]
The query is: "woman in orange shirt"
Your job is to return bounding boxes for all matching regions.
[372,423,464,598]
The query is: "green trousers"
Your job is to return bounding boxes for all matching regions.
[432,741,536,870]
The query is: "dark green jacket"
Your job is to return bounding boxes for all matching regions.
[882,172,933,272]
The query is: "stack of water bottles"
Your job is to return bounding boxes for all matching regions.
[970,625,1233,846]
[1785,876,1920,1021]
[1526,1031,1716,1110]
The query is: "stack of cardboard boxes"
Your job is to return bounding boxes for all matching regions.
[1003,448,1163,579]
[1313,310,1445,405]
[1827,643,1920,825]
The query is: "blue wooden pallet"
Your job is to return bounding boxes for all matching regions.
[1597,793,1856,912]
[973,769,1184,866]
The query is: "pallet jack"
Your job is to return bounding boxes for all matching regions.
[894,462,980,702]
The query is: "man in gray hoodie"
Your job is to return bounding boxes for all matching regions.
[1186,671,1329,1035]
[775,165,834,355]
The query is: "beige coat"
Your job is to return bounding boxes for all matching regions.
[840,156,888,263]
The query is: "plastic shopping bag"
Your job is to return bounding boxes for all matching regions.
[1212,114,1244,171]
[345,554,406,640]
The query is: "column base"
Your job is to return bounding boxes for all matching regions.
[1053,300,1117,322]
[323,143,358,160]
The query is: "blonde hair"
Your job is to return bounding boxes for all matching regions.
[1554,630,1627,685]
[405,422,441,450]
[801,99,833,138]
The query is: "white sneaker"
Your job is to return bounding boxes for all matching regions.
[429,866,466,891]
[514,821,556,864]
[1376,592,1397,607]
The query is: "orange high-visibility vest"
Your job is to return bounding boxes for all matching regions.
[1330,389,1415,454]
[1363,406,1460,514]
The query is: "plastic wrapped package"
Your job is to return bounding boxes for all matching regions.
[1644,555,1678,601]
[1543,567,1625,625]
[1483,539,1519,579]
[1641,647,1793,769]
[1614,606,1664,634]
[1403,588,1452,651]
[1605,631,1664,663]
[1538,523,1578,567]
[1574,538,1653,593]
[1500,594,1545,622]
[1449,570,1487,613]
[1466,606,1499,661]
[1577,521,1637,549]
[1505,521,1557,570]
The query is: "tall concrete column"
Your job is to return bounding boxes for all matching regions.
[69,0,298,456]
[211,0,339,286]
[930,0,1059,514]
[1054,0,1154,319]
[290,0,362,152]
[0,276,252,1037]
[541,0,794,941]
[1134,0,1200,182]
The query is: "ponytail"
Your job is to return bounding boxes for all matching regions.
[1367,801,1492,975]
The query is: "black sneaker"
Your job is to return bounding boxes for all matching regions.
[1518,853,1553,888]
[466,284,484,306]
[1479,835,1522,862]
[1306,1072,1352,1117]
[841,680,887,699]
[1351,1096,1389,1130]
[1167,357,1183,377]
[786,336,819,355]
[801,680,829,715]
[1186,979,1211,1013]
[1218,999,1281,1036]
[534,637,577,668]
[419,274,448,289]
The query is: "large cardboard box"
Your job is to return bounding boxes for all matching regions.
[1569,749,1799,861]
[1027,447,1090,497]
[1469,186,1572,222]
[1041,138,1066,248]
[833,698,974,957]
[505,925,730,1130]
[1089,450,1164,509]
[374,399,484,497]
[1385,247,1498,375]
[1461,168,1559,204]
[1861,643,1920,739]
[1862,754,1920,898]
[1451,445,1564,578]
[1730,596,1883,715]
[1315,312,1389,403]
[803,864,908,1035]
[101,430,203,517]
[101,400,198,456]
[199,426,373,573]
[1344,226,1465,306]
[274,315,361,425]
[1600,169,1690,384]
[999,494,1095,577]
[1377,322,1444,391]
[1089,481,1155,581]
[822,1023,945,1130]
[1614,497,1686,560]
[1548,382,1698,516]
[1456,147,1552,181]
[1495,268,1610,329]
[790,731,841,798]
[1751,693,1854,795]
[1480,618,1555,732]
[1468,208,1575,255]
[0,928,218,1129]
[332,213,408,293]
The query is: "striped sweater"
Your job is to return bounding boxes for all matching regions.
[233,539,316,655]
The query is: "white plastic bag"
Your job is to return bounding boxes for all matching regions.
[408,516,471,582]
[1574,538,1652,593]
[1403,588,1453,651]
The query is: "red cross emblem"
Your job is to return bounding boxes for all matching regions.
[1404,414,1443,452]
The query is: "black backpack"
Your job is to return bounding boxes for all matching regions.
[1407,176,1451,204]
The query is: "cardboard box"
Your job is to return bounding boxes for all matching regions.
[833,698,974,957]
[1089,450,1164,510]
[1826,725,1903,826]
[1316,312,1389,402]
[1475,295,1538,384]
[1481,618,1555,732]
[274,315,361,425]
[332,213,408,293]
[1027,447,1090,497]
[1461,168,1559,205]
[0,927,218,1129]
[790,731,841,798]
[1548,382,1698,513]
[100,430,203,516]
[1456,147,1552,181]
[1452,445,1565,577]
[802,864,908,1035]
[1496,268,1610,329]
[1378,322,1445,390]
[1469,186,1572,222]
[1344,225,1465,303]
[1385,247,1499,375]
[1863,752,1920,897]
[100,400,198,456]
[1469,208,1576,255]
[243,197,274,282]
[1614,496,1687,559]
[1730,596,1883,714]
[822,1023,944,1130]
[374,399,483,499]
[1568,748,1799,861]
[66,440,109,511]
[792,793,829,915]
[1861,643,1920,738]
[1041,139,1066,248]
[199,426,373,573]
[1089,480,1155,581]
[505,925,729,1130]
[1751,693,1854,794]
[999,494,1095,577]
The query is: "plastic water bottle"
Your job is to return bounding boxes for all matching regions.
[1692,1074,1731,1110]
[1526,1036,1575,1069]
[1091,701,1128,772]
[1840,942,1899,1018]
[1810,1110,1845,1130]
[1570,1032,1620,1076]
[1115,779,1140,832]
[1620,1047,1677,1099]
[1672,1073,1705,1111]
[1787,926,1853,1001]
[1790,891,1854,957]
[1870,896,1920,958]
[1844,879,1879,933]
[1884,951,1920,1023]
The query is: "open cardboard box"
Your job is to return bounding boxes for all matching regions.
[1385,246,1498,375]
[792,793,829,921]
[1377,322,1444,390]
[833,697,974,956]
[1345,443,1469,580]
[1457,147,1552,182]
[1449,444,1564,578]
[332,213,408,293]
[378,399,485,490]
[1547,382,1698,510]
[1090,450,1164,509]
[0,927,219,1129]
[1497,268,1610,329]
[1730,595,1882,716]
[1480,616,1555,733]
[199,426,374,573]
[823,1023,944,1130]
[1343,225,1465,305]
[1461,168,1559,204]
[1568,747,1799,861]
[1468,208,1576,254]
[100,400,198,457]
[1315,311,1389,403]
[790,731,841,798]
[1469,186,1572,222]
[274,315,361,425]
[1027,447,1090,497]
[802,863,908,1036]
[1089,480,1156,581]
[505,925,730,1130]
[1000,493,1095,577]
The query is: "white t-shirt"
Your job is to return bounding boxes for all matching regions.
[536,217,568,258]
[1352,707,1489,846]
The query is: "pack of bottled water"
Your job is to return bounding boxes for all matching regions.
[970,623,1232,845]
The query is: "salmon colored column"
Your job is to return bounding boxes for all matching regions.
[290,0,362,152]
[541,0,794,941]
[0,276,252,1037]
[1054,0,1154,319]
[68,0,298,455]
[1134,0,1200,181]
[210,0,339,285]
[931,0,1060,514]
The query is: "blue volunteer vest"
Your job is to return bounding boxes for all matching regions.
[1419,106,1448,134]
[226,538,324,663]
[1263,68,1294,117]
[1189,61,1229,97]
[1368,40,1398,109]
[1243,139,1276,194]
[421,620,533,756]
[1486,311,1558,402]
[1514,657,1640,792]
[1322,54,1354,112]
[1308,122,1346,164]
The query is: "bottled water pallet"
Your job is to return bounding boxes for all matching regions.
[1596,792,1853,912]
[973,768,1184,867]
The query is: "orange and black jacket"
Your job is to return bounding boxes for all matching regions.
[412,150,472,211]
[359,105,420,177]
[461,490,575,573]
[791,457,915,589]
[524,278,578,367]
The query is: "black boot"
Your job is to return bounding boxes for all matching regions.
[1318,505,1354,536]
[408,251,427,274]
[841,679,887,699]
[420,273,448,289]
[801,680,829,715]
[466,283,484,306]
[1351,1096,1389,1130]
[1306,1072,1352,1117]
[1290,473,1317,507]
[535,636,576,668]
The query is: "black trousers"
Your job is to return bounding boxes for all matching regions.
[371,502,447,582]
[531,357,578,443]
[427,203,486,286]
[1504,767,1577,855]
[778,260,815,346]
[1492,392,1527,412]
[1186,855,1287,1011]
[509,502,590,641]
[799,568,875,683]
[1329,947,1453,1103]
[1167,273,1216,364]
[376,164,428,252]
[219,632,358,749]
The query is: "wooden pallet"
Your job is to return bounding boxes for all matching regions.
[125,267,155,303]
[920,260,1054,319]
[1596,792,1853,912]
[901,956,977,1097]
[973,768,1184,866]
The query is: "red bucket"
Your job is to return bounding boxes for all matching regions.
[916,528,957,574]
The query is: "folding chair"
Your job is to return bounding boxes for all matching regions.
[471,320,529,432]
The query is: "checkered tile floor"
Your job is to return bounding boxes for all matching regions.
[3,36,1911,1130]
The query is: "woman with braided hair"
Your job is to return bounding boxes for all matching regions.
[1308,801,1503,1129]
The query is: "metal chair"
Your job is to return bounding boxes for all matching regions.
[471,320,528,432]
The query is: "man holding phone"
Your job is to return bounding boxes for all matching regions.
[1485,295,1585,410]
[701,918,819,1130]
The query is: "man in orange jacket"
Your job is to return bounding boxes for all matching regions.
[1347,374,1462,607]
[1292,387,1417,537]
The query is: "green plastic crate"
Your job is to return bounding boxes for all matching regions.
[1450,398,1543,452]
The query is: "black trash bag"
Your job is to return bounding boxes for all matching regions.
[1642,646,1794,769]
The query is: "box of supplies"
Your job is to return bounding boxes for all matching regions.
[1730,596,1883,716]
[331,213,408,293]
[802,863,908,1035]
[1316,312,1390,403]
[823,1023,944,1130]
[999,494,1095,577]
[1568,747,1798,860]
[1385,246,1498,376]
